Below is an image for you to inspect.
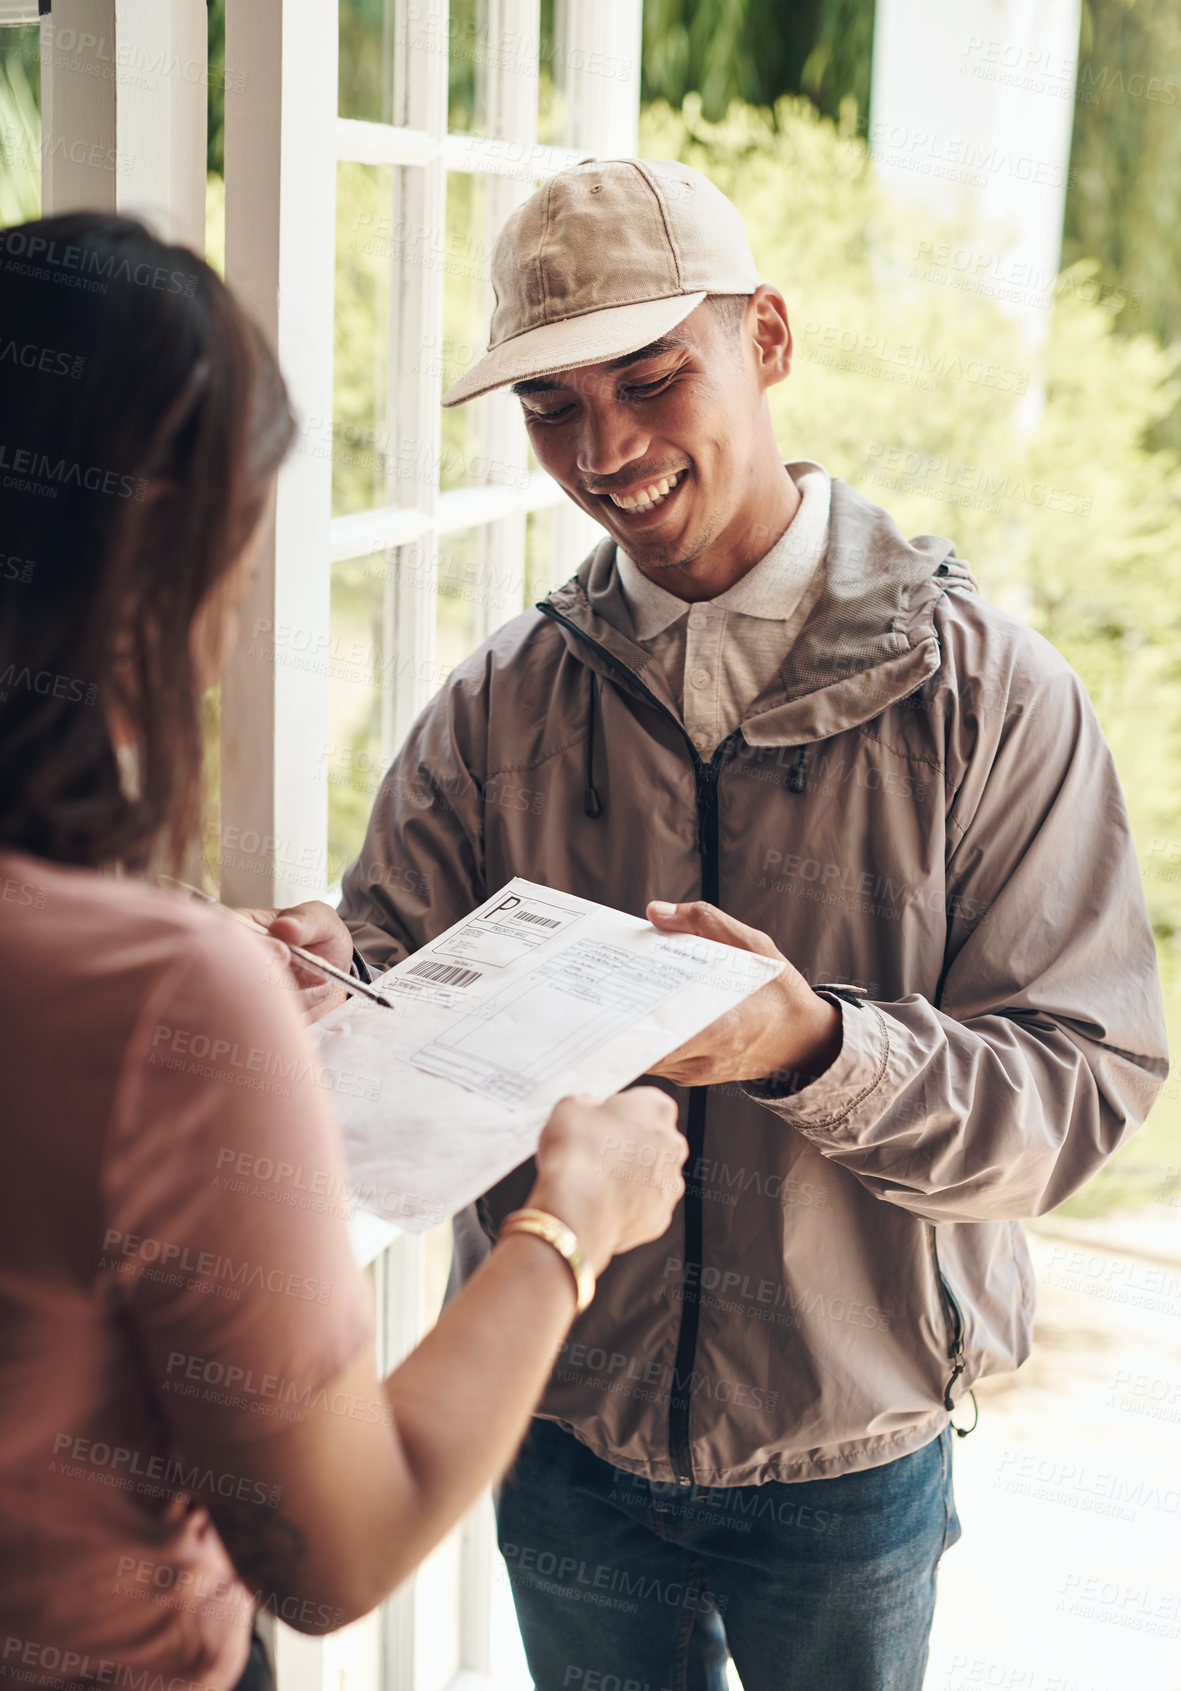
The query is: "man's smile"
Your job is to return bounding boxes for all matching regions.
[587,467,692,528]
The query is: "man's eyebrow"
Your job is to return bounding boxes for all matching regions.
[511,336,692,398]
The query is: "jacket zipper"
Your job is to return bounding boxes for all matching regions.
[666,751,724,1484]
[537,602,723,1484]
[928,1224,967,1410]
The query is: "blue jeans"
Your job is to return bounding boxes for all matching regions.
[497,1419,961,1691]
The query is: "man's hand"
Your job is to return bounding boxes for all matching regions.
[236,900,356,1023]
[645,900,842,1090]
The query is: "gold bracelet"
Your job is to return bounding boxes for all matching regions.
[498,1208,596,1314]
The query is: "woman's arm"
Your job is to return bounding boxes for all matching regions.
[178,1089,685,1628]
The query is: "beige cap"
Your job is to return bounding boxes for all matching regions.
[441,157,760,407]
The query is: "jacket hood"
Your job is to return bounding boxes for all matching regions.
[540,477,977,748]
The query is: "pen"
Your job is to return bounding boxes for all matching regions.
[158,877,395,1010]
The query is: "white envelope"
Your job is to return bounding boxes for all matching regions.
[314,879,784,1231]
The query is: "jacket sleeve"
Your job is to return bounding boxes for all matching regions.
[746,618,1168,1225]
[337,677,487,971]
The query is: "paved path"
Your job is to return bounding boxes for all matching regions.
[925,1218,1181,1691]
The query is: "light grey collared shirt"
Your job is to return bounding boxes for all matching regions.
[615,460,831,757]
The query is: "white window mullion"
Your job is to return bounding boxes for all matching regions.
[544,0,646,582]
[472,0,538,646]
[376,14,452,1687]
[381,0,449,763]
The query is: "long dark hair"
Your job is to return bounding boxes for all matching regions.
[0,214,296,872]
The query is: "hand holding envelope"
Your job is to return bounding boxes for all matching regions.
[311,879,785,1230]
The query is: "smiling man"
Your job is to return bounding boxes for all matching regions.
[276,159,1165,1689]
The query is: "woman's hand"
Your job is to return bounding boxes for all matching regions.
[236,899,356,1021]
[526,1088,687,1275]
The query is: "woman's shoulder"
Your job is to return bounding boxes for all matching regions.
[0,852,283,1038]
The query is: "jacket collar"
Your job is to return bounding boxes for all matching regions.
[539,478,975,748]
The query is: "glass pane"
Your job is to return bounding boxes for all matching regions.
[338,0,386,123]
[0,25,41,223]
[525,506,559,605]
[436,528,481,673]
[447,0,480,136]
[414,1525,463,1691]
[326,551,386,886]
[537,0,565,146]
[440,170,490,491]
[334,160,394,517]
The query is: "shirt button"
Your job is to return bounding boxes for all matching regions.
[690,668,711,690]
[688,607,709,629]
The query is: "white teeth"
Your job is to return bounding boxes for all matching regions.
[609,469,684,511]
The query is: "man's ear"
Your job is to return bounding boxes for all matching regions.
[748,284,792,389]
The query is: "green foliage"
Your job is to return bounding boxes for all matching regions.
[1066,0,1181,350]
[0,31,40,224]
[207,0,225,175]
[642,0,876,126]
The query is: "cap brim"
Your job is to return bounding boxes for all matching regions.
[441,292,708,407]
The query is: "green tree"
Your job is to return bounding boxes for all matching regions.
[642,0,875,124]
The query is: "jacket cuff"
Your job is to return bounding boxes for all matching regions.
[350,947,374,985]
[743,994,889,1133]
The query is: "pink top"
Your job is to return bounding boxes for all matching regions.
[0,852,376,1687]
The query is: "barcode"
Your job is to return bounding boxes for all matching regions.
[408,960,482,988]
[511,910,561,928]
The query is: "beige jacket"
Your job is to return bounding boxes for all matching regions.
[340,478,1167,1486]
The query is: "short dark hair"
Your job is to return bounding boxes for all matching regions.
[0,214,296,874]
[706,292,753,334]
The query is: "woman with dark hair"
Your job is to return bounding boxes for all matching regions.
[0,216,685,1690]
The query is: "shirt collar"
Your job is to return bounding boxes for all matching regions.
[615,460,831,641]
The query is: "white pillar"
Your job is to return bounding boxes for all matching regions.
[472,0,537,647]
[546,0,643,576]
[113,0,207,250]
[39,0,117,214]
[554,0,642,158]
[39,0,206,249]
[870,0,1081,350]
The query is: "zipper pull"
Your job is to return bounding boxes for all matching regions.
[784,747,808,793]
[943,1357,965,1412]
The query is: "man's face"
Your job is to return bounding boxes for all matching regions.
[513,291,791,588]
